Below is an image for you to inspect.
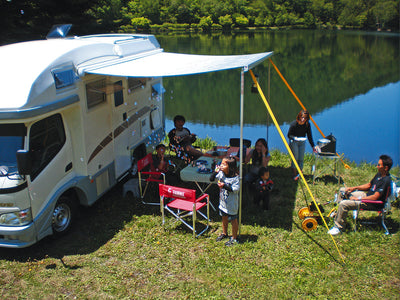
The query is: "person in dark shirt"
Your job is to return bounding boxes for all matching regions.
[244,138,270,185]
[152,144,179,185]
[168,115,203,162]
[287,110,318,180]
[254,167,274,210]
[328,154,393,236]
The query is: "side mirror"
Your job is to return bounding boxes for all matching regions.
[16,150,32,176]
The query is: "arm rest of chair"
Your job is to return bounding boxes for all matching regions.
[360,199,385,210]
[360,200,384,205]
[141,171,165,176]
[141,171,166,182]
[195,194,209,203]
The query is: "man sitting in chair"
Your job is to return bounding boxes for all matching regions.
[328,154,393,236]
[168,115,204,162]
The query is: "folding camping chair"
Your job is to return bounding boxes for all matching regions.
[229,138,251,169]
[138,153,165,205]
[353,182,396,235]
[229,138,251,149]
[159,183,210,237]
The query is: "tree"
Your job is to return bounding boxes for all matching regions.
[304,11,316,28]
[373,0,399,29]
[338,0,366,28]
[131,17,151,30]
[234,14,249,28]
[199,16,213,31]
[88,0,125,32]
[219,14,233,31]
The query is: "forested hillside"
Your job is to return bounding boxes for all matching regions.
[1,0,398,41]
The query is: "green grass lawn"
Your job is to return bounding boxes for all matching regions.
[1,150,399,299]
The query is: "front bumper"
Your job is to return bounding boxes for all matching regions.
[0,222,37,248]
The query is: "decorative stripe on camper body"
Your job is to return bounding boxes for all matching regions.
[88,133,112,163]
[87,106,152,164]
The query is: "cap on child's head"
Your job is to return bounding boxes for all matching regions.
[156,144,166,150]
[258,166,269,177]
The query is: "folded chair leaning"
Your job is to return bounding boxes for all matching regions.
[138,153,165,205]
[353,183,396,235]
[159,183,210,237]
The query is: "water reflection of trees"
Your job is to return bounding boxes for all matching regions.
[162,31,399,125]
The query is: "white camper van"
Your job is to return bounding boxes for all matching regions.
[0,30,166,248]
[0,25,272,248]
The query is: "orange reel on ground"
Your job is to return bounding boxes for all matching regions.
[298,207,311,220]
[302,217,318,231]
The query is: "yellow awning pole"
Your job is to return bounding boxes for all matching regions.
[268,58,351,170]
[249,69,345,265]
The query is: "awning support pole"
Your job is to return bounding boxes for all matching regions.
[249,69,345,265]
[239,69,244,235]
[268,58,350,170]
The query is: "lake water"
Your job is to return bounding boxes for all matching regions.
[157,30,400,167]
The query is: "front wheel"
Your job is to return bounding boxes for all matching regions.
[52,196,76,237]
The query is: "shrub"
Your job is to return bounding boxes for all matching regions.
[235,14,249,28]
[219,14,233,31]
[211,23,222,31]
[131,17,151,30]
[199,16,213,32]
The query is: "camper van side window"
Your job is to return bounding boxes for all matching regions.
[114,81,124,107]
[127,77,146,94]
[29,114,66,181]
[86,79,106,109]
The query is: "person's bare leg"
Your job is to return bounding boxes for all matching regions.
[186,145,203,158]
[231,219,238,240]
[221,216,229,236]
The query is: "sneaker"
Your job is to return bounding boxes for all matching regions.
[327,226,341,236]
[216,233,228,242]
[225,237,239,246]
[352,210,358,219]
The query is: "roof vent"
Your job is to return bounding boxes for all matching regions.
[46,24,72,39]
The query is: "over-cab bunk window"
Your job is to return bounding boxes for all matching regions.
[86,79,106,109]
[52,68,77,90]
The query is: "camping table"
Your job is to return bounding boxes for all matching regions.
[180,156,221,211]
[180,147,250,211]
[312,153,341,185]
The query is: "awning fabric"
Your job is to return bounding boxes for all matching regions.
[83,51,273,77]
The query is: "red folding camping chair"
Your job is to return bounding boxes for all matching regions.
[159,183,210,237]
[138,153,165,205]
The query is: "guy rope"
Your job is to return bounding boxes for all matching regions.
[249,69,345,265]
[268,58,351,170]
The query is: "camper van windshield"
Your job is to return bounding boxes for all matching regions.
[0,124,25,168]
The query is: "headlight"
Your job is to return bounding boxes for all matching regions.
[0,208,32,226]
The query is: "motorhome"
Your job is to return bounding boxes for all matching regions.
[0,28,166,248]
[0,25,272,248]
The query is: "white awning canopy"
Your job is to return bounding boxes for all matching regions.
[82,51,273,77]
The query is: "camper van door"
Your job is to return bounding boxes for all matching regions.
[27,114,73,228]
[111,79,131,178]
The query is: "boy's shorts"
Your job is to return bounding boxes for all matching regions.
[219,210,238,221]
